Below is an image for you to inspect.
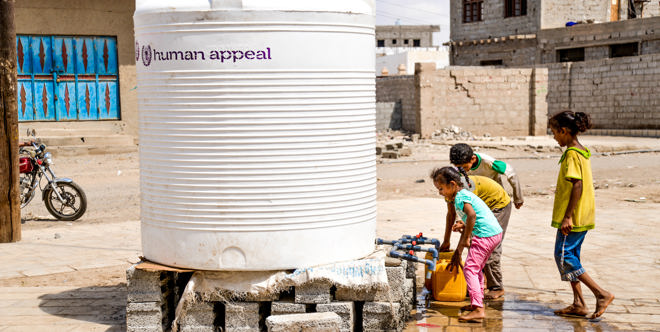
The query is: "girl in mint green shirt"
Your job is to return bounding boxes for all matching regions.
[431,166,502,322]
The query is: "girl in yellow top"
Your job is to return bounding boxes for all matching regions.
[549,110,614,320]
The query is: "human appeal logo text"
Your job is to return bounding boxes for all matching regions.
[137,42,272,67]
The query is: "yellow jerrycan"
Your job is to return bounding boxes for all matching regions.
[425,251,467,301]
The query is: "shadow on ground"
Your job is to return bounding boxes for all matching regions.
[405,292,621,331]
[38,284,126,330]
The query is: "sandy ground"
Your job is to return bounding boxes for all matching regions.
[12,136,660,289]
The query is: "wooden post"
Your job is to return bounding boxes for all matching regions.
[0,0,21,242]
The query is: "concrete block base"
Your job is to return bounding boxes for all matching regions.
[266,312,341,332]
[317,302,354,332]
[363,302,402,331]
[126,258,416,332]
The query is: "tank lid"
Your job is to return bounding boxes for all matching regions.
[135,0,375,15]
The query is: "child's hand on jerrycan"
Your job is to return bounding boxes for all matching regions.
[447,249,464,273]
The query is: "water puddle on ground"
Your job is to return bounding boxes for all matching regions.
[404,291,618,331]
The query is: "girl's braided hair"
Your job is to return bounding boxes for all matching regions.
[549,110,593,135]
[449,143,473,165]
[455,165,473,190]
[430,166,464,187]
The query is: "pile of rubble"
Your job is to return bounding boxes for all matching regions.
[431,125,477,141]
[377,141,412,159]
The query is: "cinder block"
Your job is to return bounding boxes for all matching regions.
[316,302,354,332]
[266,312,341,332]
[127,265,164,302]
[178,302,215,332]
[374,265,406,302]
[334,286,378,302]
[405,260,416,279]
[401,278,415,321]
[225,302,260,332]
[295,281,331,304]
[205,290,278,302]
[398,146,411,156]
[362,302,401,331]
[126,302,163,332]
[271,300,306,315]
[381,151,399,159]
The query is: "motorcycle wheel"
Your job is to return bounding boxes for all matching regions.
[44,181,87,221]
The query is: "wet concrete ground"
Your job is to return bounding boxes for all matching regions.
[405,291,625,332]
[379,194,660,332]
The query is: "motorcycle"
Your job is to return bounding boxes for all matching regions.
[19,129,87,221]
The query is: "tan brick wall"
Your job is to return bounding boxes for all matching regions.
[376,75,417,132]
[547,53,660,130]
[414,63,547,138]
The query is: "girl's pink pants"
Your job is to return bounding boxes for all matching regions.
[464,233,502,308]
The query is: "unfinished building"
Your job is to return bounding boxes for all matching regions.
[423,0,660,136]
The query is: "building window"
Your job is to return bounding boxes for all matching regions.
[505,0,527,17]
[558,48,585,62]
[377,39,385,47]
[404,39,409,45]
[463,0,483,23]
[392,39,397,45]
[480,59,503,66]
[413,39,421,47]
[610,42,639,58]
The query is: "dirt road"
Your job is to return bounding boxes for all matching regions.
[14,138,660,287]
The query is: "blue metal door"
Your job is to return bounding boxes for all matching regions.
[16,35,120,122]
[53,36,77,120]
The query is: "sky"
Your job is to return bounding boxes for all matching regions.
[375,0,451,45]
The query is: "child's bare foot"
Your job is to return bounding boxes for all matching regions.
[554,304,589,317]
[590,292,614,319]
[458,306,484,322]
[460,304,474,311]
[485,289,505,300]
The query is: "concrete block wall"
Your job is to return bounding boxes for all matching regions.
[126,267,193,332]
[643,40,660,55]
[376,25,438,48]
[376,102,402,131]
[630,1,660,18]
[127,260,417,331]
[585,46,609,61]
[376,75,417,131]
[451,39,537,67]
[414,63,548,138]
[538,16,660,64]
[547,53,660,130]
[540,0,610,29]
[450,0,540,41]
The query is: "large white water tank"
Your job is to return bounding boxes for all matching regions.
[134,0,376,270]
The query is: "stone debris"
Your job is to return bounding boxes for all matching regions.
[432,125,476,141]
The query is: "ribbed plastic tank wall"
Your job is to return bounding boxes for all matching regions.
[134,0,376,270]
